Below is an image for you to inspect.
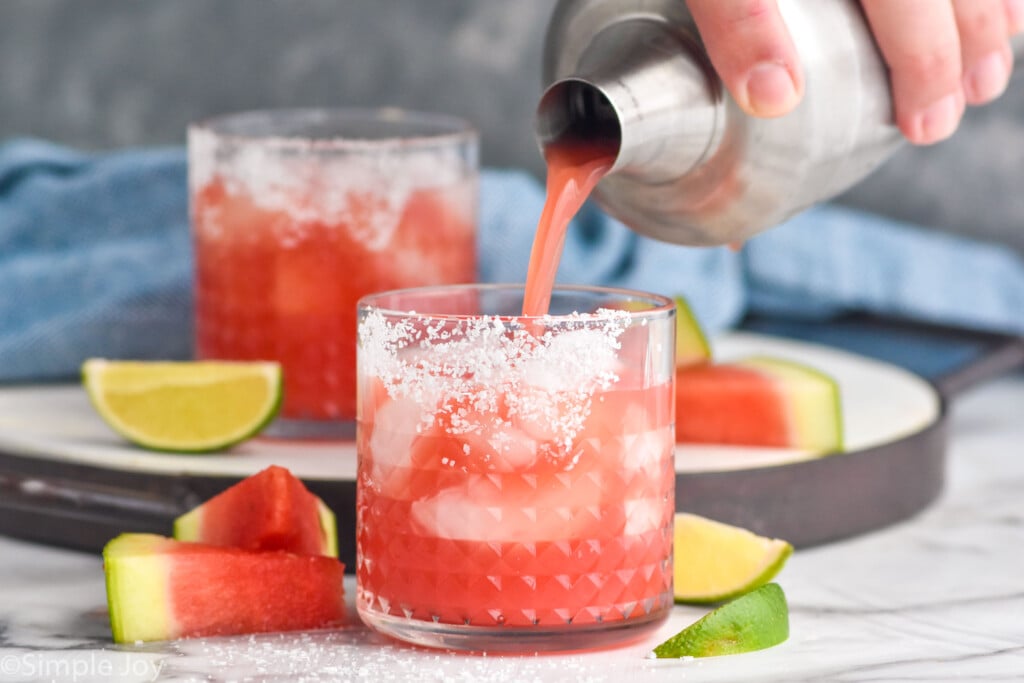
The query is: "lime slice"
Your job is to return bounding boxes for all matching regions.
[82,360,282,453]
[673,296,711,367]
[674,513,792,604]
[653,583,789,658]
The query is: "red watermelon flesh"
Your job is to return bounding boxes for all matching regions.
[676,357,843,453]
[103,533,346,643]
[173,465,337,557]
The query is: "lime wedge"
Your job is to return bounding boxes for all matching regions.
[674,513,792,604]
[654,583,789,658]
[82,360,282,453]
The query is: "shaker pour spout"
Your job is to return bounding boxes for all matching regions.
[535,19,723,184]
[536,78,622,159]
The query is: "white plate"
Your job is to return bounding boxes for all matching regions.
[0,333,940,480]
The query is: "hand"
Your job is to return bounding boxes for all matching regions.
[687,0,1023,145]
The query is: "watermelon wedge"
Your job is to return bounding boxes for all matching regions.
[103,534,346,643]
[673,296,712,367]
[617,295,711,367]
[173,466,338,557]
[669,295,842,452]
[676,356,843,453]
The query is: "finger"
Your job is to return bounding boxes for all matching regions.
[861,0,965,145]
[1006,0,1024,34]
[953,0,1013,105]
[688,0,804,117]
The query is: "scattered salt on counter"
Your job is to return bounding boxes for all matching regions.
[163,628,662,681]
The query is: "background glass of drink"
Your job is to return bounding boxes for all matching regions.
[356,284,676,652]
[189,108,478,439]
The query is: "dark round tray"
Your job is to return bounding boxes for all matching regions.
[8,320,1018,569]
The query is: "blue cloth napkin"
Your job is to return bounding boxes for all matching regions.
[1,137,1022,382]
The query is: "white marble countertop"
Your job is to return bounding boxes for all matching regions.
[1,373,1023,683]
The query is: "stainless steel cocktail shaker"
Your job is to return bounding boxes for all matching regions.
[536,0,903,246]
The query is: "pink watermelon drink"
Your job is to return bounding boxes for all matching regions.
[355,284,676,651]
[189,109,478,437]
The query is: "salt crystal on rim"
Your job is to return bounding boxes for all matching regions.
[189,126,471,251]
[359,307,631,456]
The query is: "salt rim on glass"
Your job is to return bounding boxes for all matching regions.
[358,305,636,456]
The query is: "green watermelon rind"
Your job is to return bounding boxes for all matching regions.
[172,508,201,542]
[317,499,339,558]
[673,295,712,367]
[104,533,171,644]
[737,355,845,454]
[104,534,129,644]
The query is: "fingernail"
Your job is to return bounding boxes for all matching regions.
[911,93,963,144]
[964,51,1010,104]
[741,62,800,117]
[1006,0,1024,34]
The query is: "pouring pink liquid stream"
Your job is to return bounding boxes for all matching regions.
[521,139,617,316]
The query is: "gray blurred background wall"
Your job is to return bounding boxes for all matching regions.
[0,0,551,170]
[1,0,1022,254]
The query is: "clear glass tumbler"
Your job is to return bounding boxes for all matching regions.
[189,108,478,439]
[355,284,676,652]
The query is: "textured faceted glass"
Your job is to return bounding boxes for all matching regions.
[189,108,477,438]
[355,284,676,652]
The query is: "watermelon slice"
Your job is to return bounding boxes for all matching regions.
[103,533,346,643]
[676,356,843,453]
[173,466,338,557]
[670,295,842,452]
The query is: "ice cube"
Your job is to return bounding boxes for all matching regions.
[409,466,607,543]
[621,427,674,477]
[482,423,539,471]
[623,498,665,536]
[368,395,425,487]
